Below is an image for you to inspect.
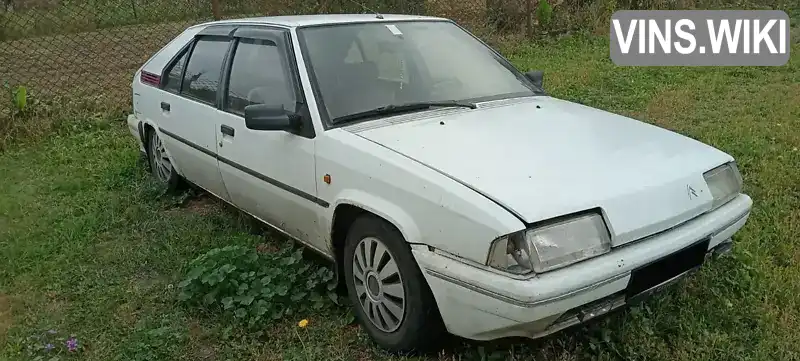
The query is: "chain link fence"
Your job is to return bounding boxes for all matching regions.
[0,0,531,104]
[0,0,791,106]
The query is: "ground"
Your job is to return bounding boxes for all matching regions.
[0,35,798,361]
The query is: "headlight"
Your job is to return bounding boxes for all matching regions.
[704,162,742,210]
[487,233,533,274]
[488,212,612,274]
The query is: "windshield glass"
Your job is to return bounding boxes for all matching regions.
[297,21,539,124]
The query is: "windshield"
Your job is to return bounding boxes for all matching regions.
[297,21,539,124]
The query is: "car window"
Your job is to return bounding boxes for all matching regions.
[226,38,296,115]
[342,32,408,84]
[299,21,537,123]
[181,37,230,104]
[355,29,408,84]
[163,49,189,93]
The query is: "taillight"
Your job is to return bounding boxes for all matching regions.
[140,71,161,87]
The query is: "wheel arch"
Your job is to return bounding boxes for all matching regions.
[141,120,184,177]
[329,193,422,291]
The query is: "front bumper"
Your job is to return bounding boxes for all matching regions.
[412,194,752,341]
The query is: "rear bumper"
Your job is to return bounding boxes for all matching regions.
[127,114,146,153]
[412,193,752,341]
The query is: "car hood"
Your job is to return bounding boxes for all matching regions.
[345,97,733,247]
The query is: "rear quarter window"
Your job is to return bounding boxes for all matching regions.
[181,37,230,104]
[163,50,189,93]
[138,25,203,80]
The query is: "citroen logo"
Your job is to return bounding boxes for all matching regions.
[687,185,698,199]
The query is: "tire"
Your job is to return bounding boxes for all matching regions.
[146,128,181,192]
[343,214,445,353]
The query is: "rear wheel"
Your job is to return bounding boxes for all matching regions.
[147,128,180,191]
[343,215,445,353]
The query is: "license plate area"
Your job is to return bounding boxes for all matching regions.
[626,238,709,303]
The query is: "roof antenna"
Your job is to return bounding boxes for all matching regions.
[346,0,383,19]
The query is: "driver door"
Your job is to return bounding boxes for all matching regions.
[214,27,326,253]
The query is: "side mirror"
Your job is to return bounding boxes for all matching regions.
[244,104,300,132]
[525,70,544,90]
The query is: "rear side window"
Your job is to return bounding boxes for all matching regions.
[182,37,230,104]
[163,49,189,93]
[226,38,296,115]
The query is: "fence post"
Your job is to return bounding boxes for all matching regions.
[211,0,221,20]
[526,0,534,38]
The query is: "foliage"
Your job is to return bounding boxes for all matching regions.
[22,329,83,360]
[536,0,553,28]
[0,92,125,152]
[178,244,337,328]
[11,85,27,113]
[115,318,186,361]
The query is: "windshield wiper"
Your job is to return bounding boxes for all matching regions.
[331,100,477,125]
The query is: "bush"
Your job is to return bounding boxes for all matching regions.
[177,244,337,328]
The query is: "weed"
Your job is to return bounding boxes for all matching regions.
[22,329,84,360]
[116,316,187,361]
[0,93,127,152]
[178,244,337,328]
[10,85,26,114]
[536,0,553,28]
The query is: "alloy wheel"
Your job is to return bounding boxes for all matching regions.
[149,131,172,183]
[352,236,406,333]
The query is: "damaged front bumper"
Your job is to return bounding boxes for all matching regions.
[412,194,752,341]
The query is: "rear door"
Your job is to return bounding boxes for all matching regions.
[213,26,327,252]
[155,31,232,201]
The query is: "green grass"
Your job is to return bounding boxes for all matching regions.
[1,35,799,360]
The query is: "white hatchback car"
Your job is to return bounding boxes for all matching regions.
[127,14,752,352]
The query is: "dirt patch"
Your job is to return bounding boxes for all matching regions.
[164,192,220,216]
[43,291,69,322]
[187,320,217,361]
[0,294,11,343]
[255,242,279,254]
[183,193,218,216]
[113,302,140,328]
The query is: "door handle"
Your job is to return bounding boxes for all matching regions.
[160,101,170,111]
[221,124,235,137]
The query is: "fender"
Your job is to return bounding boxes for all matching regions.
[328,189,422,246]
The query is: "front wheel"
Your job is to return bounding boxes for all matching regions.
[146,128,181,192]
[343,215,445,353]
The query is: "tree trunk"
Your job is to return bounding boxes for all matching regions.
[211,0,221,20]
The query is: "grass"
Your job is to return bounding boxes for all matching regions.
[0,34,799,360]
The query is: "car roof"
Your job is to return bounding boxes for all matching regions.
[140,14,450,77]
[196,14,448,28]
